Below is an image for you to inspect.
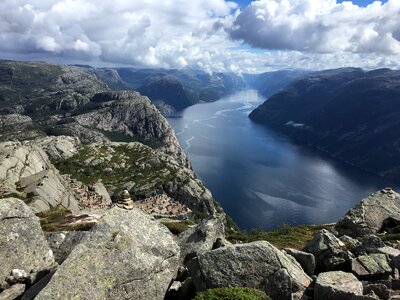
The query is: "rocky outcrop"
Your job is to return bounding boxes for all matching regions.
[18,169,79,214]
[314,271,363,300]
[336,188,400,237]
[35,136,80,162]
[177,214,226,264]
[73,91,188,166]
[55,142,216,216]
[0,141,79,213]
[0,61,109,115]
[304,229,354,273]
[36,208,180,300]
[188,241,311,300]
[0,198,55,288]
[0,114,43,142]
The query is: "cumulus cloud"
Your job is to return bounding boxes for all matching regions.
[0,0,238,70]
[230,0,400,54]
[0,0,399,72]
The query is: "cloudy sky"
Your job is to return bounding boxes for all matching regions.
[0,0,399,73]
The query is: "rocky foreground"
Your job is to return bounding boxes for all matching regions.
[3,135,400,300]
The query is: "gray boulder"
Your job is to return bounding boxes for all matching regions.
[46,231,88,264]
[351,254,392,279]
[336,188,400,237]
[177,214,226,264]
[36,207,180,300]
[188,241,311,300]
[314,271,363,300]
[0,198,55,285]
[284,248,316,276]
[304,229,354,272]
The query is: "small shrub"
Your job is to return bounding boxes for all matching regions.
[194,287,270,300]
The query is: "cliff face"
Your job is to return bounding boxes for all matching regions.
[250,68,400,179]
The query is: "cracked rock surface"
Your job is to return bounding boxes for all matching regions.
[36,207,180,300]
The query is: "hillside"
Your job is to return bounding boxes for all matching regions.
[250,68,400,179]
[244,69,308,98]
[94,67,246,113]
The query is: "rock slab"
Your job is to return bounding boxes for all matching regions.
[188,241,311,300]
[314,271,363,300]
[36,207,180,300]
[0,198,55,284]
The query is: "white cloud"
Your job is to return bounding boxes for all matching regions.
[230,0,400,55]
[0,0,399,72]
[0,0,238,69]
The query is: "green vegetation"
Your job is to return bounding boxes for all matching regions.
[0,192,25,200]
[226,224,333,250]
[194,288,270,300]
[55,143,184,194]
[37,206,94,232]
[161,220,195,235]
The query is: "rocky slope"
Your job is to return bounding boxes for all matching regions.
[250,68,400,179]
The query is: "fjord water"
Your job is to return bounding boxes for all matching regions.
[168,90,398,231]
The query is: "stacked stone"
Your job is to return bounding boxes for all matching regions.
[116,190,134,210]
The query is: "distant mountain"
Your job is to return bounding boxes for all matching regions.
[94,67,246,112]
[249,67,400,179]
[243,70,308,98]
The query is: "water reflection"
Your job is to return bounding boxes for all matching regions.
[168,90,398,230]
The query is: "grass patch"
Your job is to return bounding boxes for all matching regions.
[226,224,334,250]
[194,287,270,300]
[379,233,400,243]
[161,220,195,235]
[0,192,25,200]
[37,206,95,232]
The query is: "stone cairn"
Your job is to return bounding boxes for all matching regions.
[116,190,134,210]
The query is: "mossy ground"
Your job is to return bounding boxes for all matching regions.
[226,224,334,250]
[194,287,270,300]
[55,143,188,196]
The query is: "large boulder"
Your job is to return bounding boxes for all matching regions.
[36,207,180,300]
[0,198,55,286]
[314,271,363,300]
[177,214,226,264]
[351,254,392,279]
[304,229,354,273]
[284,248,316,276]
[336,188,400,237]
[188,241,311,300]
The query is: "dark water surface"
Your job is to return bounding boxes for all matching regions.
[168,90,398,231]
